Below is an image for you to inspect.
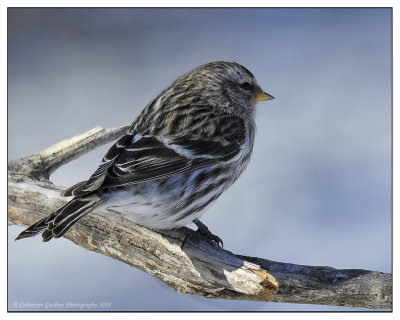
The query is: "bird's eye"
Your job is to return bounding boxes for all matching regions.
[241,82,252,91]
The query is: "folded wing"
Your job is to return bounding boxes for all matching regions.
[62,116,245,197]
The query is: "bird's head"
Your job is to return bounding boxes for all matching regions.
[171,61,274,119]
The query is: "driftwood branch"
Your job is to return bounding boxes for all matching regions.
[8,125,130,181]
[8,125,392,310]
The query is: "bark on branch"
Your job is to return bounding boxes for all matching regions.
[7,125,392,310]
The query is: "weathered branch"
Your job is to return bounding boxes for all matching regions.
[8,125,130,180]
[7,126,392,309]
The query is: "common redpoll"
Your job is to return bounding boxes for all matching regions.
[16,61,274,245]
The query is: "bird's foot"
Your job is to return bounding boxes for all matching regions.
[194,219,223,247]
[181,219,223,249]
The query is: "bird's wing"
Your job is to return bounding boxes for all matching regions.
[62,117,245,197]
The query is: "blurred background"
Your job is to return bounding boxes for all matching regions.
[8,8,391,311]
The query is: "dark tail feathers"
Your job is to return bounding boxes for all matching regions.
[15,195,101,242]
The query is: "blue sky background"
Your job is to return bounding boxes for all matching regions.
[8,8,391,311]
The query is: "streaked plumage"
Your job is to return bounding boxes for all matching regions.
[16,61,274,243]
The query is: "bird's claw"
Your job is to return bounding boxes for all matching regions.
[180,220,224,249]
[193,218,223,248]
[196,227,224,247]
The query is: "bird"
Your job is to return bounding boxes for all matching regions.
[15,61,274,245]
